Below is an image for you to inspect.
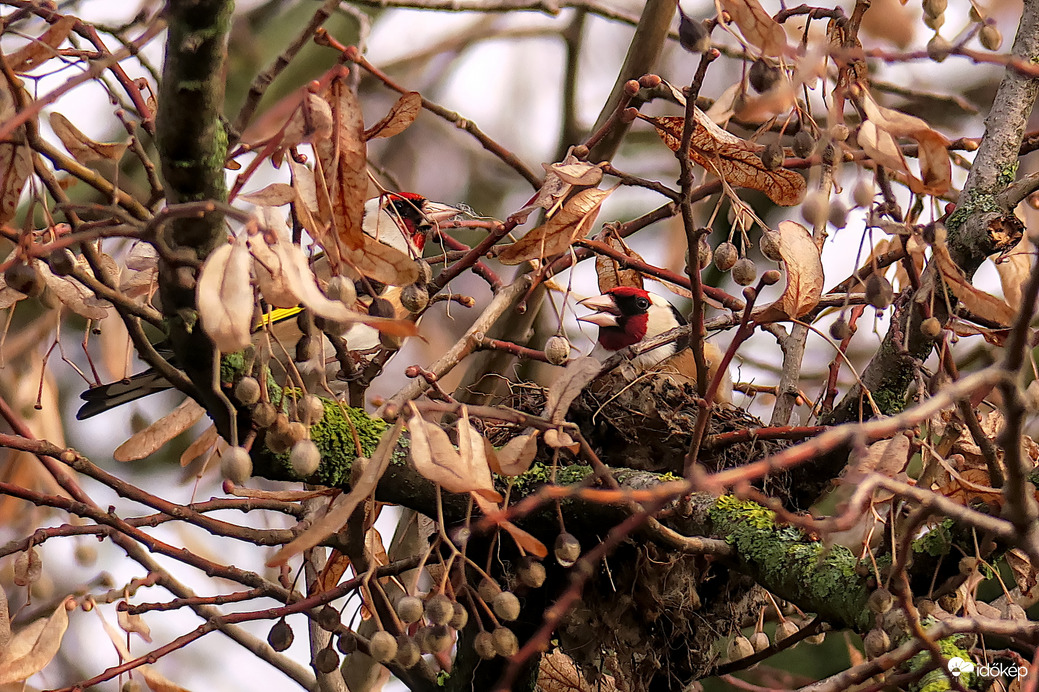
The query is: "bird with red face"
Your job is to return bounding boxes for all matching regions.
[577,286,732,403]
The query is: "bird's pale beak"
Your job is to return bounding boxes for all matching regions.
[422,202,462,225]
[577,295,620,328]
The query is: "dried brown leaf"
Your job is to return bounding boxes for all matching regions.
[198,240,253,352]
[238,182,296,207]
[471,493,547,557]
[0,83,32,225]
[997,236,1033,311]
[267,420,403,567]
[1006,548,1038,593]
[544,357,602,424]
[49,112,128,163]
[342,233,420,286]
[499,187,613,265]
[406,403,503,501]
[487,431,539,476]
[364,91,422,140]
[538,650,618,692]
[7,16,77,73]
[114,398,206,462]
[646,114,805,206]
[594,230,644,293]
[117,607,152,643]
[933,242,1016,327]
[38,260,109,320]
[850,434,910,477]
[549,161,603,187]
[315,78,367,251]
[0,598,70,685]
[281,93,334,150]
[180,423,218,467]
[719,0,788,56]
[752,221,824,321]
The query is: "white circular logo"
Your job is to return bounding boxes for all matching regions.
[947,657,976,677]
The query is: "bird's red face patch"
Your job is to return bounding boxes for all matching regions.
[385,193,429,251]
[595,288,653,351]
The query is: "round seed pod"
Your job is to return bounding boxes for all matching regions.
[368,297,395,319]
[865,274,893,309]
[554,533,581,567]
[748,58,781,92]
[697,235,713,269]
[268,619,294,652]
[714,242,738,271]
[868,587,894,614]
[326,276,357,307]
[731,258,757,286]
[426,624,453,652]
[48,248,76,276]
[761,269,782,286]
[678,11,711,53]
[317,605,341,632]
[830,123,850,142]
[760,231,783,262]
[492,591,521,621]
[922,0,946,18]
[425,593,455,626]
[775,620,799,640]
[74,543,97,567]
[252,401,278,428]
[314,646,339,674]
[760,142,784,171]
[863,628,890,658]
[395,635,421,668]
[544,335,571,365]
[749,631,770,653]
[234,377,261,405]
[474,631,497,659]
[792,130,816,158]
[449,602,469,630]
[4,262,42,297]
[221,446,253,485]
[478,578,501,603]
[727,635,754,661]
[801,191,828,226]
[927,34,952,62]
[290,439,321,477]
[852,179,875,207]
[920,317,942,339]
[882,607,909,635]
[122,680,143,692]
[337,632,357,655]
[830,318,852,341]
[368,630,398,663]
[414,259,433,286]
[979,24,1002,50]
[286,421,308,444]
[828,200,849,229]
[401,283,429,313]
[923,12,945,30]
[299,394,325,426]
[938,591,963,614]
[516,557,547,589]
[397,595,424,625]
[492,627,519,657]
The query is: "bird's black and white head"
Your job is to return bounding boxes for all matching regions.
[577,287,687,369]
[363,192,460,256]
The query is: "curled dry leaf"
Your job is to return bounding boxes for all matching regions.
[550,161,603,187]
[849,434,911,477]
[499,186,613,265]
[1005,548,1038,594]
[544,357,602,424]
[117,606,152,643]
[406,402,503,501]
[751,221,824,322]
[512,148,599,223]
[7,16,77,73]
[719,0,788,56]
[364,91,422,140]
[37,260,109,320]
[198,239,253,353]
[538,649,619,692]
[280,92,334,150]
[0,81,32,225]
[854,84,951,195]
[180,423,219,467]
[487,430,539,476]
[644,113,805,206]
[0,598,70,685]
[237,182,296,207]
[995,235,1032,311]
[267,419,404,567]
[315,78,367,251]
[49,113,128,163]
[342,234,420,286]
[95,608,191,692]
[114,398,206,462]
[594,229,644,293]
[932,242,1016,327]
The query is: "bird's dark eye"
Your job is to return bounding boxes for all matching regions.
[635,297,650,310]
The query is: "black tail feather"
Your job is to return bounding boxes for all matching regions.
[76,370,171,420]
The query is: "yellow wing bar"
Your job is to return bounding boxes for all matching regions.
[254,306,303,331]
